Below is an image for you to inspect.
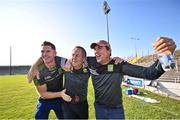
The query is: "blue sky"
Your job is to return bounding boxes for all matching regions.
[0,0,179,65]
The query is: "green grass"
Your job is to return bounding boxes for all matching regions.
[123,88,180,119]
[0,75,180,119]
[0,75,37,119]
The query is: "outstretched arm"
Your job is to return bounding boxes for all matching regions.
[153,37,176,55]
[122,37,176,80]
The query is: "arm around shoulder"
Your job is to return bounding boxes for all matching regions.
[27,57,43,83]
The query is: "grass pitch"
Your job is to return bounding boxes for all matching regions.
[0,75,179,119]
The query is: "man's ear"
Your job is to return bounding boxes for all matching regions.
[83,58,86,63]
[83,58,88,68]
[108,48,111,56]
[54,51,57,56]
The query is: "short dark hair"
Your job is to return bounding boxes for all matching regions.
[74,46,87,58]
[41,41,56,50]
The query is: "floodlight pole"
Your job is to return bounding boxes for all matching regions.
[10,46,12,75]
[103,1,111,43]
[130,37,140,57]
[106,14,110,43]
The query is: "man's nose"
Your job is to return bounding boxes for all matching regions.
[42,52,47,56]
[94,49,98,55]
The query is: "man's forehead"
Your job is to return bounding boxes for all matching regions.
[72,48,83,54]
[42,45,53,49]
[41,46,56,52]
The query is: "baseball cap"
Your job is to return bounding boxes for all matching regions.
[90,40,111,49]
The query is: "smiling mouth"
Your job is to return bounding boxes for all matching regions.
[42,56,50,60]
[72,59,75,62]
[72,60,77,64]
[95,53,101,58]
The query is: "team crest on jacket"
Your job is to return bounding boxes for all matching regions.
[108,64,113,72]
[83,68,88,73]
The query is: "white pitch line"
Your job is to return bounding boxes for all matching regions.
[141,102,179,116]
